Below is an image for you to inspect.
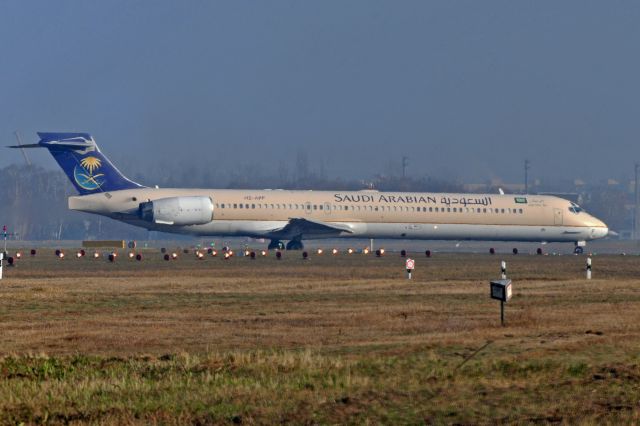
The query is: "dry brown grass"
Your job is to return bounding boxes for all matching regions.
[0,250,639,423]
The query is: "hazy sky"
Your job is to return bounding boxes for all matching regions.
[1,1,639,185]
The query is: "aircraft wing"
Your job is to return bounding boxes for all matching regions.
[268,217,354,239]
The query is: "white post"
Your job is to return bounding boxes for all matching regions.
[0,252,3,280]
[586,257,592,280]
[501,260,507,279]
[370,238,374,252]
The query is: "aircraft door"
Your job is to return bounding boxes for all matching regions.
[553,208,563,225]
[323,202,331,215]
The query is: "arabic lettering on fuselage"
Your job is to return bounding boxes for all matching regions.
[333,193,492,206]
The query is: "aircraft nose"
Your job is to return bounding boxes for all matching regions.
[590,217,608,239]
[594,227,609,238]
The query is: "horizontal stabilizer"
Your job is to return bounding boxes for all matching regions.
[7,143,42,149]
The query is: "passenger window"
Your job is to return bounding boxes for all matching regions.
[233,204,238,209]
[251,204,255,209]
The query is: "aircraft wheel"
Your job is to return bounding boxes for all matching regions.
[574,246,584,254]
[286,240,304,250]
[268,240,284,250]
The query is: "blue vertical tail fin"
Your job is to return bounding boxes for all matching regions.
[10,132,144,195]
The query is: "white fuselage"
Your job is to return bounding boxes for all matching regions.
[68,188,609,243]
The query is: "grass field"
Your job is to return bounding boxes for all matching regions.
[0,248,639,424]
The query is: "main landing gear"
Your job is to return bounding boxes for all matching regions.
[268,240,285,250]
[285,239,304,250]
[574,240,586,254]
[268,239,304,250]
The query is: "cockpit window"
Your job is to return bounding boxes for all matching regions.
[568,202,583,214]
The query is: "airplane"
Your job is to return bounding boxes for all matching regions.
[11,132,608,253]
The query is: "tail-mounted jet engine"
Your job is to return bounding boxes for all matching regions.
[138,196,214,226]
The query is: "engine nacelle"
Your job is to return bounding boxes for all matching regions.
[138,196,214,226]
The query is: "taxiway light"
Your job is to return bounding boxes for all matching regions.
[80,249,86,257]
[136,254,143,261]
[332,248,338,255]
[223,252,230,260]
[197,252,205,259]
[55,249,61,257]
[347,248,354,254]
[317,248,323,255]
[363,248,370,254]
[30,249,36,256]
[228,250,234,257]
[58,252,65,259]
[93,252,100,259]
[260,250,267,257]
[171,253,178,260]
[244,250,250,257]
[128,252,135,259]
[211,250,218,257]
[15,252,21,259]
[108,254,116,262]
[76,251,82,258]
